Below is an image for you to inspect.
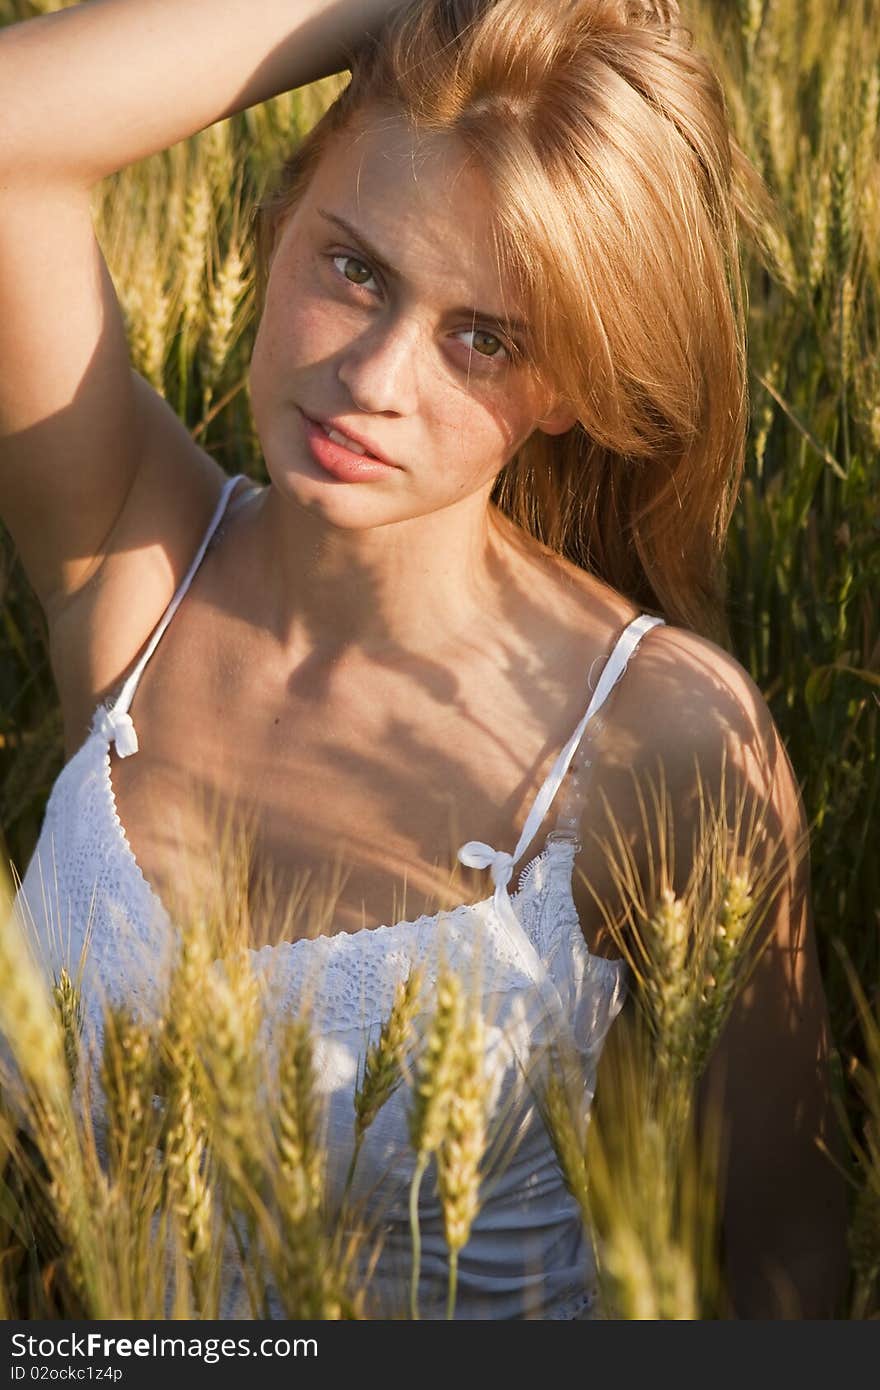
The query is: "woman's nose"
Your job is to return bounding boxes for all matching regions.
[336,315,421,416]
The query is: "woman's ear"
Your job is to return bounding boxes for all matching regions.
[535,400,578,436]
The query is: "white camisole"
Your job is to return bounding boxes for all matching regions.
[11,472,666,1320]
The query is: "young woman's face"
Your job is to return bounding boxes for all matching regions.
[248,108,575,530]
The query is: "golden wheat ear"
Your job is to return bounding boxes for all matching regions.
[582,1006,727,1320]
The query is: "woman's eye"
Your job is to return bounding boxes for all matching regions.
[331,254,378,291]
[459,327,509,361]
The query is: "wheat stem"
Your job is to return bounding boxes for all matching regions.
[409,1151,428,1321]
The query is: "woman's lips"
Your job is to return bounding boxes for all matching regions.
[300,412,400,482]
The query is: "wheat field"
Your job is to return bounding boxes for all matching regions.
[0,0,877,1319]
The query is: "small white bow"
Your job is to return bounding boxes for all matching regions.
[93,704,139,758]
[457,840,514,893]
[457,836,577,1052]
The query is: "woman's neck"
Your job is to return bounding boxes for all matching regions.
[244,482,538,663]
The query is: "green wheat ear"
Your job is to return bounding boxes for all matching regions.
[355,964,425,1145]
[52,966,83,1093]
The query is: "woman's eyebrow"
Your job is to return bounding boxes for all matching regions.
[316,207,529,337]
[318,209,397,278]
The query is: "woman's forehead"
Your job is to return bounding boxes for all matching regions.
[330,105,479,196]
[287,110,524,323]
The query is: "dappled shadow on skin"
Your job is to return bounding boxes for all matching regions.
[3,116,820,996]
[7,277,638,950]
[15,332,817,982]
[1,43,643,952]
[93,455,650,947]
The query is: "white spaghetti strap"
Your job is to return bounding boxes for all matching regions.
[457,612,665,1026]
[459,611,665,884]
[512,612,665,865]
[92,473,248,758]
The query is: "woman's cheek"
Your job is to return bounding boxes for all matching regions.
[447,423,516,494]
[272,293,340,364]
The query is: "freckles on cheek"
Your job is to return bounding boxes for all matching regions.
[443,399,515,468]
[290,301,330,362]
[441,434,510,498]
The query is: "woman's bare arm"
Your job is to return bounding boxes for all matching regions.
[693,712,849,1319]
[0,0,396,190]
[0,0,402,616]
[607,625,849,1318]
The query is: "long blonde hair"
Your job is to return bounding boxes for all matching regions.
[252,0,773,644]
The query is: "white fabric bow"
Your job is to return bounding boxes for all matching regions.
[457,837,572,1057]
[93,704,139,758]
[457,840,515,893]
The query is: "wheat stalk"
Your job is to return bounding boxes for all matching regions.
[177,174,213,340]
[407,967,464,1319]
[200,243,247,407]
[0,890,68,1106]
[161,1045,215,1311]
[276,1015,323,1222]
[808,169,831,294]
[150,914,219,1312]
[738,0,765,57]
[581,1014,724,1319]
[269,1012,352,1318]
[833,138,856,273]
[344,964,424,1202]
[99,1005,160,1190]
[584,751,795,1102]
[856,61,880,205]
[437,1005,490,1318]
[50,966,82,1095]
[123,255,170,392]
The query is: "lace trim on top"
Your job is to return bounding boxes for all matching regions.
[35,720,626,1043]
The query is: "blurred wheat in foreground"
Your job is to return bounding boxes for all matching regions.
[0,0,877,1322]
[0,754,854,1320]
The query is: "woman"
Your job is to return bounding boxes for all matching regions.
[0,0,846,1317]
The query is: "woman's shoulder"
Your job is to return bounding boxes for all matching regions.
[603,617,804,886]
[524,547,781,772]
[626,619,783,772]
[557,600,807,962]
[635,619,760,695]
[49,455,245,753]
[540,566,787,811]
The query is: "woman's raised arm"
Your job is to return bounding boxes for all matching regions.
[0,0,401,619]
[0,0,397,188]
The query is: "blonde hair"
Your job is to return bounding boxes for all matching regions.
[252,0,773,644]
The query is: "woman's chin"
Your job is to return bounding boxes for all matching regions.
[261,453,404,532]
